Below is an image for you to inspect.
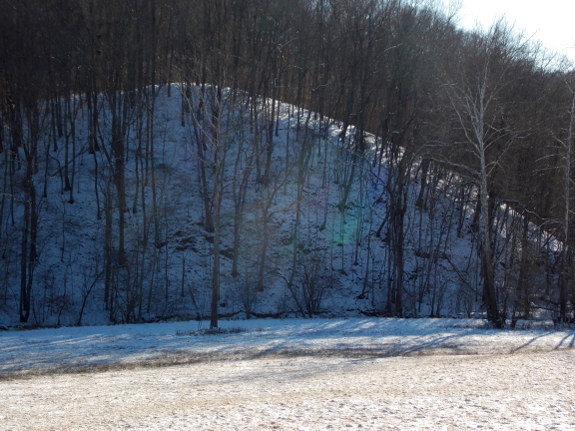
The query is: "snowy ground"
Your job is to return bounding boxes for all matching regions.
[1,318,575,430]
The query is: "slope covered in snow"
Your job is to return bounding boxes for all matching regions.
[0,84,556,327]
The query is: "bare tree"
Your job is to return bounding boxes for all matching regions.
[553,81,575,322]
[431,22,531,327]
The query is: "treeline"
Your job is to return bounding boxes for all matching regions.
[1,0,574,327]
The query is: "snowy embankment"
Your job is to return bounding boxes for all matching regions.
[1,317,574,378]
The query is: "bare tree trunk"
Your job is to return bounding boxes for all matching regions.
[210,149,222,328]
[558,87,575,322]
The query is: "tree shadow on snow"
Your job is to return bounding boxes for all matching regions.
[1,319,575,379]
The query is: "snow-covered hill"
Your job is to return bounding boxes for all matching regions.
[0,84,554,327]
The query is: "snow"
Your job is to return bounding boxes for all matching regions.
[2,317,573,378]
[3,83,546,328]
[1,318,574,430]
[2,83,574,428]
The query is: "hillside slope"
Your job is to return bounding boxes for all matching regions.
[0,85,554,326]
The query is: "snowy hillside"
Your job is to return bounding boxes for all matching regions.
[0,84,555,327]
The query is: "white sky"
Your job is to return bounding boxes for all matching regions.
[442,0,575,64]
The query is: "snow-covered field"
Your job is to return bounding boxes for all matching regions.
[1,318,575,430]
[1,317,574,377]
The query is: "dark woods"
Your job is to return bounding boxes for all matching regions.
[1,0,574,327]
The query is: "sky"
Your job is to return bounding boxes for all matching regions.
[441,0,575,64]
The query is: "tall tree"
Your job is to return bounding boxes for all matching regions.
[553,81,575,322]
[432,22,532,327]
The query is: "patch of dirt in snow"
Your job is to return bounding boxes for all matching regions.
[2,350,574,430]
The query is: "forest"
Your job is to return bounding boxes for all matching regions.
[1,0,574,328]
